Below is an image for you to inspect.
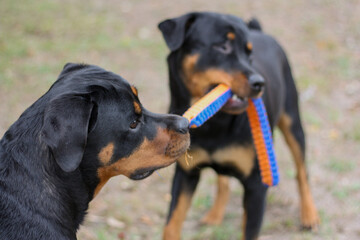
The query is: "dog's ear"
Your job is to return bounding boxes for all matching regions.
[62,63,89,74]
[42,94,97,172]
[158,13,197,51]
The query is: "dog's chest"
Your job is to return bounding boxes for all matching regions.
[178,144,255,177]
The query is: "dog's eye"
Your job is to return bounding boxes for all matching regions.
[129,119,140,129]
[213,40,233,54]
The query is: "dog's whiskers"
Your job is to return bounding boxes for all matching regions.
[185,150,193,166]
[155,170,163,179]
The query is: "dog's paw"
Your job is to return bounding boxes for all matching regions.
[200,211,224,226]
[163,226,181,240]
[300,204,320,231]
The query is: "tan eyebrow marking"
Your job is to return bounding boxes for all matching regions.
[133,101,142,115]
[227,32,236,40]
[246,42,253,51]
[131,86,138,97]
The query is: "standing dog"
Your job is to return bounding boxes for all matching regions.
[158,12,319,240]
[0,63,190,240]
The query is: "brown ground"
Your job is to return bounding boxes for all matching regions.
[1,0,359,239]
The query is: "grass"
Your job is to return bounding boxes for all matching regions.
[285,169,296,179]
[326,157,356,173]
[1,0,360,239]
[332,183,360,201]
[0,0,166,90]
[344,121,360,142]
[193,194,213,211]
[189,224,242,240]
[96,229,118,240]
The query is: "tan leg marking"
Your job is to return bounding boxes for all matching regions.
[241,209,259,240]
[177,147,211,171]
[242,210,247,240]
[201,175,230,225]
[178,146,254,227]
[278,113,320,229]
[212,145,255,177]
[163,192,192,240]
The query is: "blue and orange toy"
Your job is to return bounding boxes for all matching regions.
[183,84,279,186]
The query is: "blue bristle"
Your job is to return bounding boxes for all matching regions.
[251,97,279,186]
[189,89,232,127]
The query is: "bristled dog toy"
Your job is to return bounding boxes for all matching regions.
[183,84,279,186]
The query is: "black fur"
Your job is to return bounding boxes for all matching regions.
[247,18,262,31]
[0,63,189,239]
[159,12,310,240]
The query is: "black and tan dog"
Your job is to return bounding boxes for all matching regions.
[0,63,190,240]
[158,12,319,240]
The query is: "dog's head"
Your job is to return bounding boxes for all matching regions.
[159,12,265,114]
[41,63,190,196]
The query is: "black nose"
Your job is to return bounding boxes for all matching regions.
[249,74,265,92]
[168,115,189,134]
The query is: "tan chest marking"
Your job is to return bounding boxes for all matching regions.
[178,145,255,177]
[212,145,255,177]
[177,147,211,171]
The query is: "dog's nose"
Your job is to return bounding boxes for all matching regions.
[249,74,265,92]
[170,115,189,134]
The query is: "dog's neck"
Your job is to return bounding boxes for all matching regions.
[0,103,93,238]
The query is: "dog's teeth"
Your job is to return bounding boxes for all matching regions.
[232,95,242,101]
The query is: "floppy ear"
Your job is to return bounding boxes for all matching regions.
[42,95,96,172]
[167,53,191,115]
[158,13,197,51]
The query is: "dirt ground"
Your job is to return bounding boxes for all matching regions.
[1,0,359,239]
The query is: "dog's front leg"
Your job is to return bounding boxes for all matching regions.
[163,164,200,240]
[241,171,268,240]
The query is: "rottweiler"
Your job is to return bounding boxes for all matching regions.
[158,12,320,240]
[0,63,190,240]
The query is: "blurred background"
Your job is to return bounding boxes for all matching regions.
[0,0,359,239]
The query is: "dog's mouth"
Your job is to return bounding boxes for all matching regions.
[201,85,249,115]
[129,167,157,180]
[221,94,249,114]
[129,132,190,181]
[165,133,191,158]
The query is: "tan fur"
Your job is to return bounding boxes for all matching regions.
[201,175,230,225]
[278,113,320,228]
[130,85,138,96]
[98,142,114,165]
[94,129,189,197]
[178,145,255,177]
[212,145,255,177]
[177,147,211,171]
[182,54,250,98]
[133,101,142,115]
[242,210,247,240]
[227,32,236,40]
[246,42,253,51]
[163,193,192,240]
